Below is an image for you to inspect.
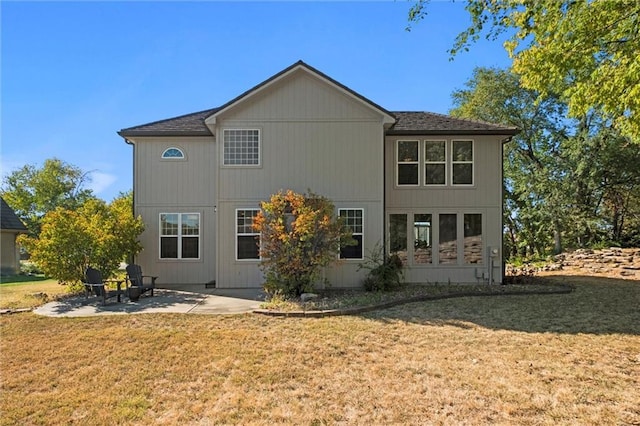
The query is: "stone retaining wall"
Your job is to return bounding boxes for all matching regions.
[507,248,640,278]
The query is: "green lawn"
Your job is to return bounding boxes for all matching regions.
[0,277,71,309]
[1,274,638,425]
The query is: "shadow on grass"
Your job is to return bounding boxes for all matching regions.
[361,275,640,336]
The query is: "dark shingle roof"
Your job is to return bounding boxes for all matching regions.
[118,108,219,137]
[119,109,518,137]
[1,197,27,232]
[389,111,518,135]
[118,61,517,138]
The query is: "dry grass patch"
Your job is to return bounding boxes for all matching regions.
[1,274,638,425]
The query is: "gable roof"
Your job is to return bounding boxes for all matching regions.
[1,197,28,232]
[205,60,396,126]
[118,61,518,138]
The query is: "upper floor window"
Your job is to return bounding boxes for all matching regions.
[425,140,447,185]
[397,140,419,185]
[395,140,474,187]
[223,129,260,165]
[452,140,473,185]
[339,209,364,259]
[160,213,200,259]
[161,147,185,159]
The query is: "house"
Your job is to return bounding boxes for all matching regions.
[1,197,28,275]
[118,61,517,290]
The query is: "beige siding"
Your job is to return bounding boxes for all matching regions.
[385,135,503,209]
[214,71,386,288]
[0,231,20,275]
[131,136,217,286]
[220,71,381,122]
[385,135,505,283]
[134,137,216,207]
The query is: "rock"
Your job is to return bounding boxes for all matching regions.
[300,293,318,302]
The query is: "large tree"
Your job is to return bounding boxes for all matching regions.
[1,158,95,236]
[451,67,640,257]
[409,0,640,140]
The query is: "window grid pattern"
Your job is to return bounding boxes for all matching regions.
[224,129,260,165]
[161,147,185,159]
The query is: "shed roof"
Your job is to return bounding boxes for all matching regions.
[389,111,517,136]
[1,198,28,232]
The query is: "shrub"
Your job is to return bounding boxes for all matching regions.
[253,189,355,297]
[359,244,404,292]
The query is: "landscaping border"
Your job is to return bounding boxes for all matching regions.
[253,283,575,318]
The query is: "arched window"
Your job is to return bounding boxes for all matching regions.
[161,147,185,159]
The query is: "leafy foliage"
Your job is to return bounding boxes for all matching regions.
[253,190,354,297]
[408,0,640,140]
[1,158,95,236]
[18,192,144,284]
[450,67,640,257]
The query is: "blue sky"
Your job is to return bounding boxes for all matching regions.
[1,1,512,202]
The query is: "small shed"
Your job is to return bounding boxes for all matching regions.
[1,197,28,275]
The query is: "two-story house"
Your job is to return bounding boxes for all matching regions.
[118,61,517,289]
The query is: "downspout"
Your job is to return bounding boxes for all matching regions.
[382,125,387,258]
[124,137,136,265]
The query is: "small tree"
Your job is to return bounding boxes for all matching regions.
[253,189,354,297]
[18,194,144,285]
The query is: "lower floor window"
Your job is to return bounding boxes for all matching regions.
[339,209,364,259]
[160,213,200,259]
[237,209,260,260]
[464,214,483,264]
[414,213,432,264]
[439,214,457,265]
[389,214,408,265]
[388,212,483,266]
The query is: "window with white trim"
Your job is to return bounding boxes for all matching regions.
[236,209,260,260]
[397,140,419,185]
[438,213,457,265]
[425,140,447,185]
[464,213,483,264]
[161,147,185,159]
[413,213,432,264]
[160,213,200,259]
[223,129,260,165]
[339,209,363,259]
[452,140,473,185]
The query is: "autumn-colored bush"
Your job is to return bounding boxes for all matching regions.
[253,190,354,297]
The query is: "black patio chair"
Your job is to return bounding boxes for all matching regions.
[83,267,125,305]
[125,264,157,298]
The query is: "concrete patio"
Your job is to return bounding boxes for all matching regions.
[33,286,266,318]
